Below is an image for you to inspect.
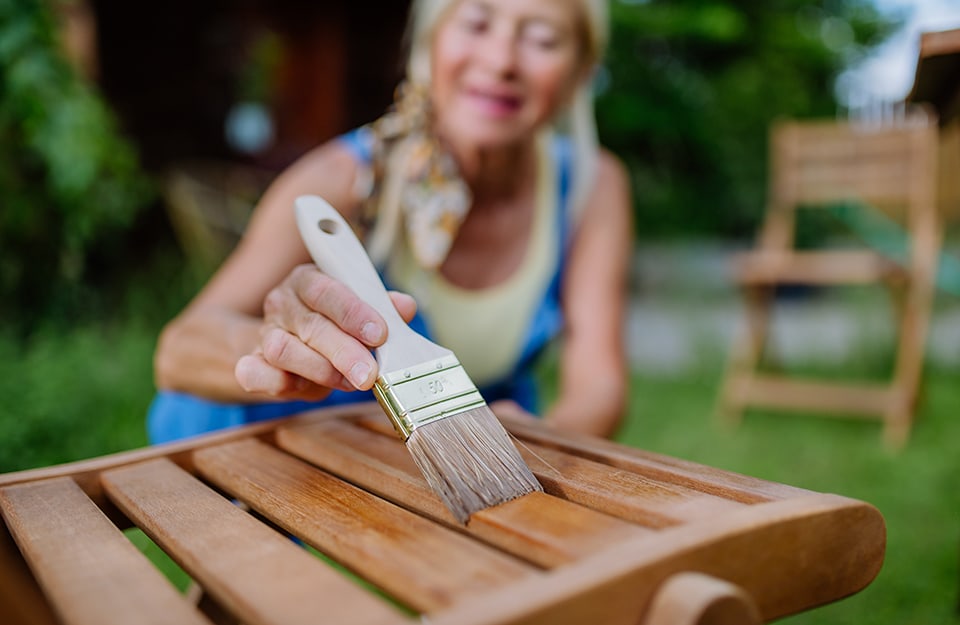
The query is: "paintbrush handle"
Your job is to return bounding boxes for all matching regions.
[294,195,451,373]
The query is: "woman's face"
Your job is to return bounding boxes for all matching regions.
[429,0,584,150]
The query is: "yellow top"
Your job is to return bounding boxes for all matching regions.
[385,135,558,387]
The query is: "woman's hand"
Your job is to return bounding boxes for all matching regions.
[234,264,417,400]
[490,399,540,426]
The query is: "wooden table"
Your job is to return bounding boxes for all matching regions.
[0,403,885,625]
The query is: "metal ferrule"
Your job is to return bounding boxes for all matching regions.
[373,356,486,440]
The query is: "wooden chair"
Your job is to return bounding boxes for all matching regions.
[0,403,884,625]
[717,114,942,448]
[162,160,272,273]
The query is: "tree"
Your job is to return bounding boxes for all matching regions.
[0,0,154,328]
[597,0,899,238]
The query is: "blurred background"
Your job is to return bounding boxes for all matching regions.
[1,0,959,622]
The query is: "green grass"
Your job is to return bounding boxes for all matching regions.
[611,362,960,625]
[0,322,155,473]
[0,294,957,623]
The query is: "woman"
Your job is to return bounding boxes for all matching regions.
[150,0,633,443]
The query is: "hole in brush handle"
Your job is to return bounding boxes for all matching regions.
[317,218,339,235]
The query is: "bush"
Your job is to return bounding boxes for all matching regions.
[0,0,154,329]
[597,0,898,239]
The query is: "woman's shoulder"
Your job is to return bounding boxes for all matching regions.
[582,147,631,220]
[288,129,370,179]
[595,147,629,189]
[263,130,371,214]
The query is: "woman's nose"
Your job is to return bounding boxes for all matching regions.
[477,29,518,77]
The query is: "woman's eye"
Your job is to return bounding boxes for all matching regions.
[523,23,561,49]
[457,5,490,34]
[462,18,488,34]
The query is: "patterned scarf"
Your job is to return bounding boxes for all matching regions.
[359,82,472,270]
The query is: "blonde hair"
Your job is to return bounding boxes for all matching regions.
[366,0,609,263]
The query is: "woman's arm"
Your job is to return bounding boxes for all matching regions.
[544,148,633,438]
[154,140,412,403]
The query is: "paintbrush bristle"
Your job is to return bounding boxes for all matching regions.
[405,406,543,524]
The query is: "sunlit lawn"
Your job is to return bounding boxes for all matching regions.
[0,286,957,624]
[616,364,960,625]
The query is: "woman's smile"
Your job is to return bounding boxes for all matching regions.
[462,85,524,118]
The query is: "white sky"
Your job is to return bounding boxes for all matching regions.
[839,0,960,105]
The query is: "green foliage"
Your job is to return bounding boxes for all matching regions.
[0,248,200,473]
[0,322,153,473]
[0,0,154,328]
[598,0,899,239]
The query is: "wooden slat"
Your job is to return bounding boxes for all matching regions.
[516,443,746,528]
[782,122,923,160]
[427,495,885,625]
[348,415,749,524]
[0,406,888,625]
[193,438,536,612]
[494,415,814,504]
[0,404,363,527]
[727,374,894,418]
[276,420,650,567]
[0,477,209,625]
[0,514,61,625]
[733,250,906,285]
[101,458,408,625]
[775,121,937,215]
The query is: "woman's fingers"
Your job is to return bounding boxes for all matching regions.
[287,265,389,347]
[259,268,374,389]
[235,352,344,400]
[389,291,418,323]
[267,294,378,390]
[239,264,421,399]
[259,325,361,389]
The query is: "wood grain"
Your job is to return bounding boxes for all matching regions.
[0,477,210,625]
[0,507,69,625]
[516,442,746,528]
[193,438,536,612]
[426,495,885,625]
[0,405,887,625]
[0,404,361,527]
[101,458,409,625]
[352,414,753,524]
[455,414,813,504]
[276,419,650,567]
[641,572,761,625]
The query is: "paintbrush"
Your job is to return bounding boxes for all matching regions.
[294,195,542,523]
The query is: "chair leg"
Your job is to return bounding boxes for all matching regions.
[883,248,938,449]
[717,285,775,426]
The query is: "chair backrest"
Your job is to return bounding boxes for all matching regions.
[938,120,960,221]
[759,117,939,252]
